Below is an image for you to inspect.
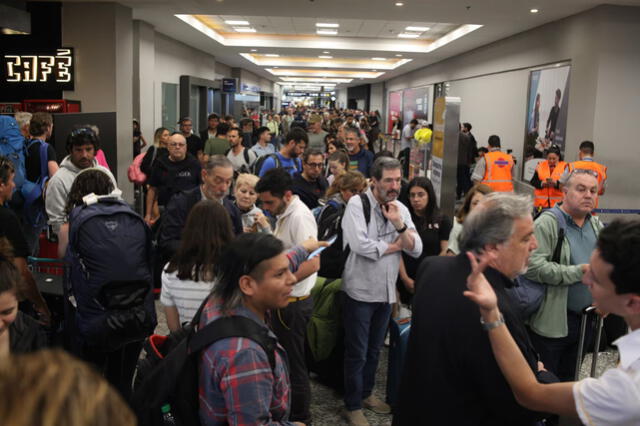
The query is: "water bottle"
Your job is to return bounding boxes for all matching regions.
[161,404,177,426]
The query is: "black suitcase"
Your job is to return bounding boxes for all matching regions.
[574,306,605,380]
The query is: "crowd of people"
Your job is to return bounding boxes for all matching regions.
[0,105,636,426]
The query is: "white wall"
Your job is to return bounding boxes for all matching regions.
[133,20,155,149]
[336,88,347,109]
[370,82,384,115]
[215,62,232,80]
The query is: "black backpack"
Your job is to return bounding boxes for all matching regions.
[317,193,370,279]
[132,299,277,426]
[253,152,302,176]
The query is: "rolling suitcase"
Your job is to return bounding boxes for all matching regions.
[386,316,411,410]
[574,306,605,380]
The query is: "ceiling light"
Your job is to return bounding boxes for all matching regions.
[317,29,338,35]
[234,27,256,33]
[405,26,430,32]
[316,23,339,28]
[323,51,330,54]
[274,66,279,69]
[372,69,377,72]
[395,54,403,57]
[265,54,280,57]
[371,57,387,61]
[398,33,420,38]
[225,20,250,25]
[319,55,333,59]
[395,2,404,6]
[530,8,539,13]
[250,49,257,52]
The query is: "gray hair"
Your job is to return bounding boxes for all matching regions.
[563,168,599,188]
[371,156,401,180]
[459,192,532,253]
[204,155,233,172]
[14,112,32,128]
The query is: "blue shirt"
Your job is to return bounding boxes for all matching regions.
[251,143,275,158]
[348,149,374,178]
[258,152,302,177]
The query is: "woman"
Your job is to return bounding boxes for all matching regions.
[324,134,341,154]
[326,150,349,186]
[234,173,272,233]
[0,238,46,358]
[391,117,403,154]
[132,119,147,158]
[161,200,234,331]
[317,171,367,279]
[530,145,566,212]
[140,127,170,179]
[447,184,493,255]
[398,177,452,297]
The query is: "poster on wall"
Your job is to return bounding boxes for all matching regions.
[523,64,571,164]
[431,97,446,203]
[387,91,402,132]
[402,86,429,126]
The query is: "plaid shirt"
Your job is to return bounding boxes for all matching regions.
[198,299,295,426]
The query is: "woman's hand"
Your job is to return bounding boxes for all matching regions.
[463,251,498,312]
[402,277,415,293]
[254,211,271,230]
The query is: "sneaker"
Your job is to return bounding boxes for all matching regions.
[362,395,391,414]
[342,409,370,426]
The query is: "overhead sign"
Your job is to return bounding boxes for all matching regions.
[222,78,237,93]
[2,48,74,90]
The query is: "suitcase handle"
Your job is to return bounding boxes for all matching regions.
[574,306,604,380]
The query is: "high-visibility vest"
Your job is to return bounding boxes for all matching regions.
[533,160,566,208]
[481,150,514,192]
[567,160,607,189]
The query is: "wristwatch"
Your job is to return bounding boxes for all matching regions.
[480,313,505,331]
[396,223,408,234]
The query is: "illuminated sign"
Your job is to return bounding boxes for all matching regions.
[2,48,74,90]
[222,78,237,93]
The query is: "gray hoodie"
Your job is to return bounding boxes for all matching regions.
[45,156,117,233]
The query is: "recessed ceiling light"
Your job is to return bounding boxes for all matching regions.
[530,8,539,13]
[250,49,257,52]
[274,66,279,69]
[225,20,250,25]
[317,29,338,35]
[372,69,377,72]
[395,2,404,6]
[405,26,429,32]
[323,51,330,54]
[234,27,256,33]
[316,23,339,28]
[371,57,387,61]
[395,54,403,57]
[398,33,420,38]
[265,53,280,57]
[319,55,333,59]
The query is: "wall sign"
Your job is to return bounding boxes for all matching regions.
[222,78,237,93]
[2,48,74,90]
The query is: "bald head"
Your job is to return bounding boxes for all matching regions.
[168,133,187,161]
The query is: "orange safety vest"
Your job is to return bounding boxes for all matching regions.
[481,150,514,192]
[533,160,566,208]
[567,160,607,189]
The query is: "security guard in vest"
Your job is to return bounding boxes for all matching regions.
[471,135,514,192]
[530,145,566,212]
[560,140,607,195]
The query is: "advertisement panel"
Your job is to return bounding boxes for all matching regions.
[387,90,402,132]
[402,86,429,125]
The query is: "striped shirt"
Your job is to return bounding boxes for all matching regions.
[160,264,216,325]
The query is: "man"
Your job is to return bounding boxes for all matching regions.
[258,128,307,177]
[178,117,203,163]
[462,122,478,149]
[463,218,640,426]
[472,135,514,192]
[395,192,549,426]
[203,122,230,157]
[21,112,59,254]
[292,148,328,209]
[399,119,417,178]
[525,169,603,381]
[159,155,242,260]
[251,126,276,158]
[225,127,257,173]
[199,113,219,142]
[198,233,306,426]
[145,133,201,225]
[307,114,327,153]
[457,123,476,200]
[256,168,319,425]
[239,118,255,148]
[14,111,31,139]
[560,140,607,196]
[345,114,359,128]
[545,89,561,143]
[45,127,116,234]
[342,157,422,426]
[344,127,374,178]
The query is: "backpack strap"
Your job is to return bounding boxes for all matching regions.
[358,192,371,226]
[546,207,568,263]
[189,315,277,371]
[243,148,250,165]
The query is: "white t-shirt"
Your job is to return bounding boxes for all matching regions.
[573,328,640,426]
[226,148,257,172]
[160,264,216,325]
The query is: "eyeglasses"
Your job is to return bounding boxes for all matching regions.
[305,162,324,169]
[168,143,186,148]
[571,168,598,178]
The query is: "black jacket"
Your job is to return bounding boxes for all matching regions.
[158,187,243,259]
[394,254,547,426]
[10,311,47,354]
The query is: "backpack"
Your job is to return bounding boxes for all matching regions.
[66,197,156,352]
[0,115,27,192]
[21,139,50,227]
[225,147,252,174]
[128,151,149,185]
[132,299,277,426]
[253,152,302,176]
[317,193,370,279]
[507,207,567,320]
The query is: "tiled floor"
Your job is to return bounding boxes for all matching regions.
[153,301,617,426]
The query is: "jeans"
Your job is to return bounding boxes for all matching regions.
[343,294,392,411]
[270,297,313,424]
[528,311,594,381]
[83,340,143,401]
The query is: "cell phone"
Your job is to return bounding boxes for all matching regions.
[307,235,338,260]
